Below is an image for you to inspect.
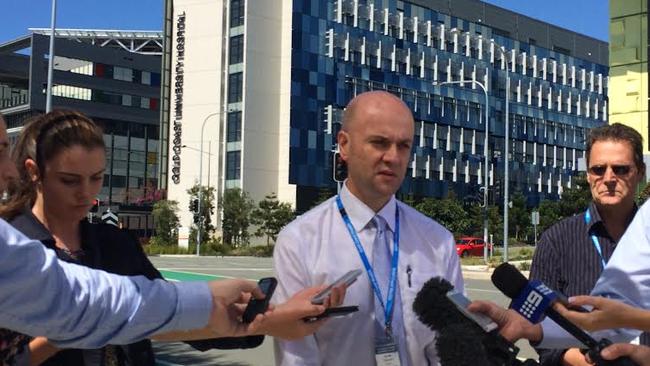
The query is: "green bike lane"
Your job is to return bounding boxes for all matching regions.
[159,269,225,282]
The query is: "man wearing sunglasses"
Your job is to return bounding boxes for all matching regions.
[529,123,647,366]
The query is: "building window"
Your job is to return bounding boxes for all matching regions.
[230,0,245,27]
[226,151,241,179]
[114,66,133,82]
[227,112,242,142]
[228,72,243,103]
[229,35,244,65]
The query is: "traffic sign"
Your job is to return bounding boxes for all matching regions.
[101,209,119,227]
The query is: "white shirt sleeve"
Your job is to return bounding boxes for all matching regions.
[0,219,212,348]
[272,225,322,366]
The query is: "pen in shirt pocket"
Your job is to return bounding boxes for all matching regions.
[406,265,412,288]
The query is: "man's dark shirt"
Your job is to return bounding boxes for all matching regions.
[529,202,646,365]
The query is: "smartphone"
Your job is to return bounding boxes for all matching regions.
[303,305,359,322]
[242,277,278,323]
[446,290,499,332]
[311,269,363,305]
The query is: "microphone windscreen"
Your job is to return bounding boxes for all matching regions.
[413,277,468,331]
[491,263,528,299]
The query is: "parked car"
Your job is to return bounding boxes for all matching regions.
[455,237,492,257]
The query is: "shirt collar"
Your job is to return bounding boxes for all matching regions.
[9,209,56,247]
[339,180,397,233]
[586,201,638,233]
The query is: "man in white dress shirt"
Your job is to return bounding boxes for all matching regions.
[273,91,464,365]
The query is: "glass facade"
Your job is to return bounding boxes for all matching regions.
[288,0,608,206]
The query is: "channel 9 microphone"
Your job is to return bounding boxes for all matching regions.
[413,277,538,366]
[491,263,637,366]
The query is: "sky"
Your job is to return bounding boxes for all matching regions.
[0,0,607,43]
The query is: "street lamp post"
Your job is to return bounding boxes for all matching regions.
[434,79,490,264]
[196,112,221,256]
[493,43,510,262]
[46,0,57,112]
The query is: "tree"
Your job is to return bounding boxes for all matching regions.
[251,193,295,245]
[637,181,650,204]
[467,204,503,244]
[187,183,216,244]
[151,200,180,246]
[508,191,530,241]
[221,188,255,247]
[415,194,470,235]
[536,173,591,233]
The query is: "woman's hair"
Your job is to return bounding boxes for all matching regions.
[0,110,105,220]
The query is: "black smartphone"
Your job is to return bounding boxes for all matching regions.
[303,305,359,323]
[242,277,278,323]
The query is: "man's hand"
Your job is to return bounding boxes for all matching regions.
[554,295,648,332]
[206,279,264,337]
[599,343,650,366]
[467,300,543,342]
[252,285,347,340]
[561,348,591,366]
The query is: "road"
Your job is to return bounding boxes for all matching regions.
[149,256,538,365]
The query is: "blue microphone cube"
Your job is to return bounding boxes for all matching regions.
[510,280,557,323]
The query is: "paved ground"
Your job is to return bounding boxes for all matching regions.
[150,256,538,365]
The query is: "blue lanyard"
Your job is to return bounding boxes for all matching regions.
[336,196,400,335]
[584,209,607,269]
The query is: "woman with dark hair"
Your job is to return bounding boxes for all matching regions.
[0,110,266,365]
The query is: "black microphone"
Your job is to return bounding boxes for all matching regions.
[491,263,637,366]
[413,277,538,366]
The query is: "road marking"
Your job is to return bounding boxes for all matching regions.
[158,267,273,272]
[465,287,500,294]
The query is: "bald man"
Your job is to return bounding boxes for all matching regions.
[273,91,464,365]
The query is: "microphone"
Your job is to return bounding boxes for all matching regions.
[413,277,537,366]
[491,263,637,366]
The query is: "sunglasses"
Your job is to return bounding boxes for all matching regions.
[588,164,633,177]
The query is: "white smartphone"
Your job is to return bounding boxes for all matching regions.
[446,290,499,333]
[311,269,363,305]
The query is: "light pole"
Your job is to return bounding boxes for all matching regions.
[434,79,490,264]
[493,43,510,262]
[196,112,221,256]
[45,0,57,112]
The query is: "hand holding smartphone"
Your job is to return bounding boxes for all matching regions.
[311,269,362,305]
[303,305,359,323]
[242,277,278,323]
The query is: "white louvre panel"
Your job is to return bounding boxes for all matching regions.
[452,159,457,182]
[398,12,404,39]
[447,59,452,82]
[577,94,581,116]
[344,33,350,61]
[573,149,577,171]
[521,51,527,74]
[420,51,425,78]
[543,143,547,167]
[369,3,374,31]
[446,123,451,151]
[472,65,477,87]
[595,98,599,120]
[465,32,471,57]
[377,41,382,68]
[547,173,552,193]
[571,66,576,88]
[384,8,389,35]
[391,44,396,72]
[532,55,537,77]
[557,89,562,112]
[553,146,557,168]
[326,29,334,57]
[598,73,603,94]
[478,162,482,185]
[537,171,542,192]
[413,17,418,44]
[433,55,438,82]
[533,143,537,164]
[490,163,494,185]
[537,85,543,108]
[478,36,483,60]
[490,40,495,64]
[360,37,366,65]
[510,49,516,72]
[563,147,567,169]
[459,128,464,153]
[425,155,431,179]
[426,20,432,47]
[465,161,470,183]
[581,68,586,90]
[419,122,425,147]
[471,130,476,154]
[406,48,411,75]
[459,61,465,84]
[552,60,557,83]
[585,96,590,118]
[562,63,567,85]
[353,0,359,27]
[516,80,522,103]
[439,24,445,51]
[603,101,607,121]
[547,88,552,110]
[325,105,333,134]
[433,123,438,149]
[527,82,532,105]
[542,58,547,80]
[452,29,459,54]
[589,71,595,92]
[411,153,417,178]
[336,0,343,22]
[439,157,444,181]
[567,92,572,114]
[484,68,489,91]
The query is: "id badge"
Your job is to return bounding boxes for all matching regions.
[375,336,401,366]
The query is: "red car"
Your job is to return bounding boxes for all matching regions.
[455,237,492,257]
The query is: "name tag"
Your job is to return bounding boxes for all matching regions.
[375,337,401,366]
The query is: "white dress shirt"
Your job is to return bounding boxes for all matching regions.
[539,199,650,348]
[273,184,464,365]
[0,218,211,348]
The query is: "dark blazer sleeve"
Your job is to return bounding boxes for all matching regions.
[529,226,569,366]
